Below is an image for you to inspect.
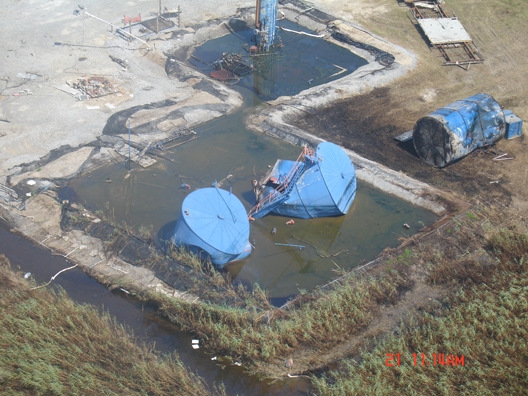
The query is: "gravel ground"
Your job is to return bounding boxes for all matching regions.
[0,0,253,175]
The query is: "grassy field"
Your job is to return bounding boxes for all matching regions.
[0,255,221,396]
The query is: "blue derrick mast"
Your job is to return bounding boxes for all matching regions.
[255,0,278,51]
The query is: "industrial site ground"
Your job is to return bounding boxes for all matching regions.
[1,0,527,395]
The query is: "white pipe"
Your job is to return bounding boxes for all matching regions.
[279,26,324,38]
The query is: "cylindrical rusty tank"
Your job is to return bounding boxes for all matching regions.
[413,94,506,167]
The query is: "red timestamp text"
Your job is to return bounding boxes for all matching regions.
[385,353,464,367]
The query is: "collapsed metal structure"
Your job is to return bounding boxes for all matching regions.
[172,186,252,267]
[249,142,357,219]
[412,94,522,167]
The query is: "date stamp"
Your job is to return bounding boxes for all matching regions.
[386,353,464,367]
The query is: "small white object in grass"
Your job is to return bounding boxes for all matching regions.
[27,180,36,185]
[192,345,200,349]
[211,357,217,361]
[234,362,241,366]
[192,339,199,344]
[26,192,32,197]
[24,272,31,279]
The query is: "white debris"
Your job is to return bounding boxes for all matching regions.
[27,180,36,185]
[192,339,199,344]
[24,272,31,279]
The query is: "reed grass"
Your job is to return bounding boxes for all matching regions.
[311,214,528,394]
[147,262,413,363]
[0,256,221,396]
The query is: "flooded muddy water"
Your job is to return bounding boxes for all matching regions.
[61,19,436,302]
[65,99,436,302]
[0,224,311,395]
[189,19,368,101]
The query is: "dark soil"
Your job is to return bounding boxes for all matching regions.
[290,86,513,203]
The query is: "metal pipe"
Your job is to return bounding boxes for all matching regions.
[255,0,261,28]
[275,243,305,249]
[77,6,151,50]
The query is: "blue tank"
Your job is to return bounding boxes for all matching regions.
[251,142,357,219]
[172,186,252,267]
[412,94,506,167]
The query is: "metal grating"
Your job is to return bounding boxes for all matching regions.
[407,0,484,69]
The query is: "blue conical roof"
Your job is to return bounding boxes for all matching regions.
[180,187,249,255]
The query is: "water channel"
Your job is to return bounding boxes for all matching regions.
[0,225,310,395]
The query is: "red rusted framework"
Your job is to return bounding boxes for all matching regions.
[248,146,320,217]
[407,1,484,70]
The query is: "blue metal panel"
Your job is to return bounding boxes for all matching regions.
[504,110,523,139]
[172,187,251,267]
[413,94,506,167]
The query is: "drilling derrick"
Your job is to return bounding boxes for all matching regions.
[255,0,278,51]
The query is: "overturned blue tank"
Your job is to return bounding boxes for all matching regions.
[250,142,357,219]
[412,94,506,167]
[172,186,252,267]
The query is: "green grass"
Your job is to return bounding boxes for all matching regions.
[0,255,221,396]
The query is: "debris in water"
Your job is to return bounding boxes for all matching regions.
[286,219,294,225]
[180,183,191,189]
[24,272,31,279]
[271,227,277,235]
[275,243,305,250]
[403,223,410,229]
